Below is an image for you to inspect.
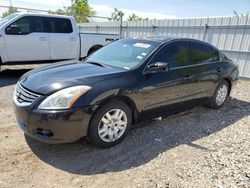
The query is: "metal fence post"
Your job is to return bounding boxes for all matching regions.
[202,23,208,41]
[120,15,123,38]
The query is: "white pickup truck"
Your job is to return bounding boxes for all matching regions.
[0,13,119,69]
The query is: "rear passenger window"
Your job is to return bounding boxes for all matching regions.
[33,17,49,33]
[48,18,73,33]
[153,41,190,68]
[212,48,220,61]
[190,41,220,64]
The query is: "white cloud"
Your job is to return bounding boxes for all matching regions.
[1,2,176,20]
[0,0,71,17]
[91,4,177,21]
[31,0,71,9]
[1,0,71,10]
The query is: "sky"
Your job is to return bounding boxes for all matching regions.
[0,0,250,20]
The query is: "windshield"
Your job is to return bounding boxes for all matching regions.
[0,13,19,27]
[86,39,160,69]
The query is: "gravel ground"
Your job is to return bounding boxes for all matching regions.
[0,68,249,188]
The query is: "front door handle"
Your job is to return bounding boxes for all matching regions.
[216,67,223,73]
[39,37,48,41]
[184,75,190,81]
[69,37,76,41]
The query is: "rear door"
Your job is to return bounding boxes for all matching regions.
[141,40,196,113]
[4,16,50,62]
[189,41,222,100]
[47,17,79,60]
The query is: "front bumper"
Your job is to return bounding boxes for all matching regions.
[14,104,92,144]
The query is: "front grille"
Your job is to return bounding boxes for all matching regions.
[14,82,40,106]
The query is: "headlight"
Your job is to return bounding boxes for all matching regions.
[38,86,91,110]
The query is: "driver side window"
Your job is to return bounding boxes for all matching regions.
[153,41,190,69]
[6,16,32,35]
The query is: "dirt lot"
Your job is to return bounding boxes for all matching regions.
[0,68,249,188]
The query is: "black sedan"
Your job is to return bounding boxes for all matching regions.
[13,37,239,148]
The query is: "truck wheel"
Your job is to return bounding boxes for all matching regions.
[88,100,132,148]
[87,45,102,56]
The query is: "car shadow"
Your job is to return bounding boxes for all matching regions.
[26,97,250,175]
[0,69,31,88]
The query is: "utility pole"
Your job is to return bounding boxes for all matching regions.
[8,0,16,15]
[9,0,13,7]
[71,0,76,18]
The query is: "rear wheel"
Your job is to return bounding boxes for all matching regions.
[208,80,229,109]
[88,100,132,148]
[87,46,102,56]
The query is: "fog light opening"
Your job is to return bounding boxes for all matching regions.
[36,128,54,137]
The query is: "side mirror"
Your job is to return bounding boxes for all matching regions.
[145,62,169,74]
[6,25,21,35]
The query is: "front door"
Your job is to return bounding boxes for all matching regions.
[141,40,195,114]
[4,16,50,62]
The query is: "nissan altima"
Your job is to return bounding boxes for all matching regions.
[13,37,239,148]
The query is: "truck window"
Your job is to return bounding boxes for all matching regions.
[33,17,49,33]
[47,18,73,33]
[6,16,73,34]
[6,16,32,35]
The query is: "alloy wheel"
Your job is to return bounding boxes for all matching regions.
[98,109,128,142]
[215,84,228,106]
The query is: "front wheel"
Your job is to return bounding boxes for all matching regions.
[208,80,229,109]
[87,100,132,148]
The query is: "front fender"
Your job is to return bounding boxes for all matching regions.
[90,89,120,105]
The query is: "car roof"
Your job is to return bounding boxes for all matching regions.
[132,36,176,43]
[130,36,220,50]
[131,36,212,45]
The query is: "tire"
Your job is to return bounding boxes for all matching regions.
[87,46,102,56]
[208,80,229,109]
[87,100,132,148]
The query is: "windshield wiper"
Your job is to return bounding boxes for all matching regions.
[85,61,105,67]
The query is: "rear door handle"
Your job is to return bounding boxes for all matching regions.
[69,37,77,41]
[184,75,190,81]
[216,67,223,73]
[39,37,48,41]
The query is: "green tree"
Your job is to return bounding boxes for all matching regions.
[233,11,249,17]
[127,13,148,21]
[48,8,67,15]
[2,7,18,18]
[108,8,125,21]
[50,0,95,23]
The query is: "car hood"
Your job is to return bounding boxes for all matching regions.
[19,60,124,95]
